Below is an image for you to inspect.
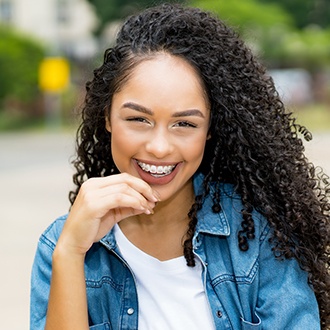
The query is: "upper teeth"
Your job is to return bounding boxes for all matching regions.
[137,161,176,175]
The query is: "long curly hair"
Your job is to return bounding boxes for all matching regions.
[69,3,330,327]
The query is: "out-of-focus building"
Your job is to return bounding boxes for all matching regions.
[0,0,98,60]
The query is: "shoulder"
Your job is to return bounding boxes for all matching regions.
[38,214,68,251]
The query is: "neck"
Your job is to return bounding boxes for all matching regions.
[118,180,195,260]
[132,179,194,227]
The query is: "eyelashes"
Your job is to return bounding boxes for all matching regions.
[126,117,149,123]
[126,117,197,128]
[174,121,197,128]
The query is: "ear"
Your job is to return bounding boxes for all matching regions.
[207,133,211,140]
[105,116,111,133]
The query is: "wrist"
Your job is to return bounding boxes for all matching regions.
[53,238,87,262]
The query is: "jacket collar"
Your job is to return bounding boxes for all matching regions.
[100,173,231,250]
[193,172,230,237]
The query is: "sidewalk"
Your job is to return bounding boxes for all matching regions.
[0,131,75,330]
[0,131,329,330]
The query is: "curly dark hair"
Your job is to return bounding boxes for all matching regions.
[69,3,330,327]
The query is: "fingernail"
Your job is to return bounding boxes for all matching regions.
[152,190,161,202]
[145,208,154,215]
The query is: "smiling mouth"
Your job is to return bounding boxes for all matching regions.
[137,161,177,178]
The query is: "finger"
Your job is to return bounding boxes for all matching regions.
[78,178,150,210]
[86,174,160,202]
[98,192,155,215]
[74,181,156,224]
[114,173,160,202]
[97,182,156,208]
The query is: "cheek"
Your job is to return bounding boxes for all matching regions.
[111,122,134,147]
[183,135,208,163]
[111,128,130,160]
[110,127,142,165]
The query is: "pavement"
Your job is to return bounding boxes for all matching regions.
[0,131,75,330]
[0,130,329,330]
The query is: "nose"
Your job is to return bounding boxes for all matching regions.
[145,127,174,159]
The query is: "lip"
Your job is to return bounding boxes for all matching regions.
[133,159,181,185]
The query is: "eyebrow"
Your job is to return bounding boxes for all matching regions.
[122,102,205,118]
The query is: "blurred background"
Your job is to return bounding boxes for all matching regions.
[0,0,329,329]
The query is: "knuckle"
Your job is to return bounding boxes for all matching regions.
[79,181,96,202]
[113,193,123,205]
[81,177,96,190]
[121,172,134,184]
[119,182,130,192]
[122,172,130,179]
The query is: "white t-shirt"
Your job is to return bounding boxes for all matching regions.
[114,224,216,330]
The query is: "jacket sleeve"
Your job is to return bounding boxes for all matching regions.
[256,226,320,329]
[30,232,55,330]
[30,217,67,330]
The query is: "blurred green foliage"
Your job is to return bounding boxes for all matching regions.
[258,0,330,29]
[192,0,294,31]
[295,103,330,132]
[261,25,330,70]
[0,26,45,108]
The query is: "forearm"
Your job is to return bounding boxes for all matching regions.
[45,245,89,330]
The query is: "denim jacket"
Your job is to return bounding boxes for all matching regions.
[30,174,320,329]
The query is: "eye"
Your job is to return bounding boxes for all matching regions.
[126,117,149,124]
[174,121,197,128]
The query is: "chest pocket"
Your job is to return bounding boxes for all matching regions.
[203,234,259,286]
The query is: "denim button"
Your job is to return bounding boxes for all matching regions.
[216,310,223,318]
[127,308,135,315]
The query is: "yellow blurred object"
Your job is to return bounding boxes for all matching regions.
[38,57,70,92]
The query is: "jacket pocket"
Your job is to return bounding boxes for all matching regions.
[90,322,111,330]
[241,313,261,329]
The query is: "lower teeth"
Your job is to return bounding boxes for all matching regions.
[151,173,169,178]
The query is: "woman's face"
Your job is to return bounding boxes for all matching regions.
[107,54,210,201]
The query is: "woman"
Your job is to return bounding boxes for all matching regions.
[31,3,329,329]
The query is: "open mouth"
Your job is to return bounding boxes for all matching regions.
[137,161,177,178]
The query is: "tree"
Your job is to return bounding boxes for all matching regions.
[258,0,330,29]
[191,0,293,32]
[0,27,45,110]
[87,0,186,35]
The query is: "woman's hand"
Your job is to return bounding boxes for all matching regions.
[46,173,159,330]
[56,173,159,256]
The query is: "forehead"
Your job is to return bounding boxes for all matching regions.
[114,54,209,108]
[132,54,203,84]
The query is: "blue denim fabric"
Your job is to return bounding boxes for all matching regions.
[30,173,320,329]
